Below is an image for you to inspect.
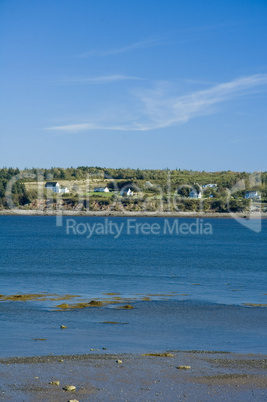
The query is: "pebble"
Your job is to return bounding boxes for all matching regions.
[49,380,60,386]
[176,365,191,370]
[116,360,123,364]
[60,325,67,329]
[63,385,76,391]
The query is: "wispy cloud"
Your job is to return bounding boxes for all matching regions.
[78,24,244,59]
[78,35,169,58]
[133,74,267,130]
[56,74,141,85]
[46,123,131,133]
[45,73,267,133]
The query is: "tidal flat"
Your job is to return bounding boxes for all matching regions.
[0,352,266,401]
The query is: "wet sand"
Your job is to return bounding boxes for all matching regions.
[0,351,266,401]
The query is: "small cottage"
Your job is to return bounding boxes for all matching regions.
[244,191,261,200]
[120,188,134,197]
[189,190,202,199]
[203,184,217,188]
[45,182,69,193]
[45,182,61,193]
[93,187,109,192]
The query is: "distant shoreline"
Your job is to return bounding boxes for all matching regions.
[0,209,266,219]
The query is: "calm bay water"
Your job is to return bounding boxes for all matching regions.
[0,216,266,356]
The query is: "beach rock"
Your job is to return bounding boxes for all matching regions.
[89,300,103,306]
[176,365,191,370]
[57,303,69,309]
[49,380,60,386]
[116,359,123,364]
[121,304,134,309]
[63,385,76,391]
[60,325,67,329]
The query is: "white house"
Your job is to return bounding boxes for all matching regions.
[45,182,61,192]
[45,182,69,193]
[120,188,134,196]
[244,191,261,200]
[189,190,202,199]
[93,187,109,192]
[203,184,217,188]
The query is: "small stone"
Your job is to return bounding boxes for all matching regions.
[49,380,60,386]
[122,304,134,309]
[63,385,76,392]
[176,365,191,370]
[60,325,67,329]
[116,359,123,364]
[89,300,103,306]
[57,303,69,309]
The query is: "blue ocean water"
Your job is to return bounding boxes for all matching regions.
[0,216,266,356]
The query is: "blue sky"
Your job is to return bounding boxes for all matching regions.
[0,0,267,171]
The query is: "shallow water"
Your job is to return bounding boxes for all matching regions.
[0,216,266,356]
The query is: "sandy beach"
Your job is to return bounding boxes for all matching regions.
[0,351,266,401]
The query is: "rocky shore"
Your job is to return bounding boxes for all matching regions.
[0,208,266,219]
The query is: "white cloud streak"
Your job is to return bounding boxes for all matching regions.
[134,74,267,130]
[45,74,267,133]
[78,24,243,58]
[57,74,141,85]
[78,35,169,58]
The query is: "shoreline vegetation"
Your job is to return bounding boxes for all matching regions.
[0,351,266,400]
[0,167,266,215]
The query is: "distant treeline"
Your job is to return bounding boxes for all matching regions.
[0,168,31,207]
[11,166,267,186]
